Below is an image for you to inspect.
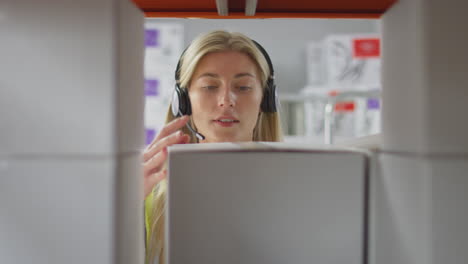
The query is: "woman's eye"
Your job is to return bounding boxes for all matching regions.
[238,86,252,91]
[202,86,218,91]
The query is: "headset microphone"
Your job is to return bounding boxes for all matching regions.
[171,90,205,141]
[184,116,205,141]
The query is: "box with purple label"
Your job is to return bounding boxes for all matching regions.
[145,29,160,47]
[146,129,157,146]
[144,23,184,145]
[145,79,159,97]
[366,98,381,135]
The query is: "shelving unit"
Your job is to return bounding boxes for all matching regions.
[132,0,396,18]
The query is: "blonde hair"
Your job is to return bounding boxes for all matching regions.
[145,30,283,264]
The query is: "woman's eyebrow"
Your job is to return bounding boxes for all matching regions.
[196,73,219,79]
[234,73,255,78]
[196,72,255,80]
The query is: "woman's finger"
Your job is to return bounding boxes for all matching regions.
[143,131,189,163]
[143,169,167,199]
[143,147,168,177]
[146,116,189,150]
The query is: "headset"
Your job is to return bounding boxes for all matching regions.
[171,39,278,141]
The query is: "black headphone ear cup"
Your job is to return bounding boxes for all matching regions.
[261,78,277,113]
[270,82,278,112]
[180,88,192,115]
[251,39,277,113]
[260,85,270,112]
[173,85,192,116]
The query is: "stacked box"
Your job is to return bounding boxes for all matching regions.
[303,34,382,143]
[144,23,184,145]
[322,34,381,90]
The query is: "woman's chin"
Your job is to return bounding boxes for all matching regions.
[200,134,236,143]
[201,138,235,143]
[201,135,253,143]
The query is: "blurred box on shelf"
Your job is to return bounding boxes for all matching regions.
[306,42,324,86]
[144,23,184,79]
[144,23,184,145]
[306,34,381,90]
[300,33,382,144]
[355,97,381,137]
[280,88,381,144]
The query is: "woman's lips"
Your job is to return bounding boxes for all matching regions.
[213,117,240,127]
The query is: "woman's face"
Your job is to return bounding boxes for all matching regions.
[188,51,263,143]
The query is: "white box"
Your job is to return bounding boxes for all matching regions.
[143,23,184,81]
[323,34,381,90]
[370,153,468,264]
[117,0,145,154]
[143,22,184,145]
[167,143,368,264]
[115,154,145,264]
[0,153,144,264]
[306,42,324,86]
[0,0,144,155]
[0,158,114,264]
[381,0,468,154]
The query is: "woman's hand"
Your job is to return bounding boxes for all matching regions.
[142,116,191,199]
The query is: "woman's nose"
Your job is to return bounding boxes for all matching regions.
[218,88,236,108]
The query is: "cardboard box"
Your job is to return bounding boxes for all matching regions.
[323,34,381,90]
[370,153,468,264]
[143,22,184,146]
[0,0,144,155]
[167,142,369,264]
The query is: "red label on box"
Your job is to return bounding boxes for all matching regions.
[335,102,355,112]
[328,90,339,97]
[353,38,380,58]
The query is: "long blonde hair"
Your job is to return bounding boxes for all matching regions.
[145,30,283,264]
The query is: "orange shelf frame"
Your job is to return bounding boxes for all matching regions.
[134,0,396,19]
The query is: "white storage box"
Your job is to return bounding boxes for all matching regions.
[167,142,370,264]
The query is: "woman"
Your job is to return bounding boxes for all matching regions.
[143,30,283,264]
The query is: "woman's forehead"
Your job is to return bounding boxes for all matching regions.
[193,51,260,78]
